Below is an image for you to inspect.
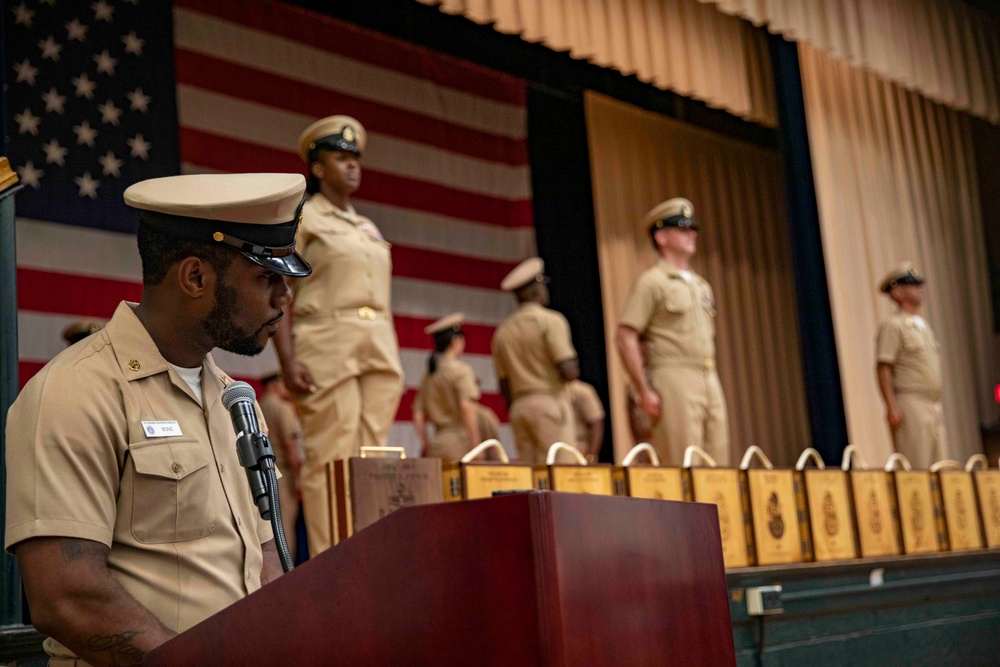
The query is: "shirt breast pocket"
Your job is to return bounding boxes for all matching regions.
[128,440,217,544]
[901,330,926,353]
[661,285,693,313]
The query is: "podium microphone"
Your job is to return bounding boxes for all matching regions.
[221,381,294,572]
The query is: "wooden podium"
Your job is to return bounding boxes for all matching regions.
[145,493,734,666]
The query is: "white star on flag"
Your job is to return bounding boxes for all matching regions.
[42,87,68,114]
[38,35,63,62]
[15,109,41,135]
[75,172,101,199]
[122,31,144,56]
[65,18,89,42]
[128,134,152,160]
[94,50,117,76]
[16,161,44,188]
[92,0,114,22]
[42,138,68,166]
[98,151,124,177]
[72,73,97,99]
[14,59,39,85]
[98,100,123,125]
[12,2,34,27]
[127,88,151,112]
[73,120,99,147]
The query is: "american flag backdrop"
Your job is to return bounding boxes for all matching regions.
[6,0,534,455]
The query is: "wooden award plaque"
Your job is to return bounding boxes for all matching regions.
[972,467,1000,548]
[849,470,901,558]
[534,464,614,495]
[892,470,942,555]
[686,467,754,568]
[800,468,857,561]
[442,462,534,501]
[328,454,442,545]
[613,466,686,501]
[935,470,984,552]
[745,468,803,566]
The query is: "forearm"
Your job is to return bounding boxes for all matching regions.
[412,412,429,450]
[460,400,480,447]
[557,358,580,383]
[17,538,174,667]
[586,418,604,459]
[876,364,898,409]
[260,539,284,584]
[616,327,649,392]
[499,379,512,410]
[273,315,296,367]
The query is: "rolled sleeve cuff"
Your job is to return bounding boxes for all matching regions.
[5,518,113,553]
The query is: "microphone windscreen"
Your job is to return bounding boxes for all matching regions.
[221,381,257,411]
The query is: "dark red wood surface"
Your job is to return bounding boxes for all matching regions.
[145,493,734,666]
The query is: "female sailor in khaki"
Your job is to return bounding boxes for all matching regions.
[274,115,404,556]
[412,313,484,462]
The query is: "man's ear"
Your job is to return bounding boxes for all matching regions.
[175,256,212,298]
[310,161,324,180]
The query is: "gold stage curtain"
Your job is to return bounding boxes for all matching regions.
[701,0,1000,124]
[799,43,999,466]
[585,91,810,464]
[415,0,777,127]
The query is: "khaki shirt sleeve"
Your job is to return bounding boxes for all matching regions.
[492,331,508,380]
[574,382,606,423]
[280,401,302,447]
[5,367,124,550]
[620,274,655,333]
[545,311,577,364]
[876,321,901,365]
[453,363,481,403]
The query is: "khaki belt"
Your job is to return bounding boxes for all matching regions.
[512,389,567,401]
[298,306,388,322]
[651,357,715,371]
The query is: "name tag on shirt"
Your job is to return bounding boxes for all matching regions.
[141,421,183,438]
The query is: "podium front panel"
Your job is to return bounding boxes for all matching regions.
[146,493,734,667]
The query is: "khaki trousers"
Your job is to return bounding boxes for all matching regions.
[476,404,501,443]
[275,468,299,560]
[510,393,575,464]
[649,365,730,466]
[893,393,949,469]
[429,425,472,462]
[293,318,404,557]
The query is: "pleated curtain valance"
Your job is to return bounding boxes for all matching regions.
[700,0,1000,124]
[415,0,778,127]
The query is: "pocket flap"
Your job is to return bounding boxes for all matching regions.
[130,440,211,480]
[662,286,693,313]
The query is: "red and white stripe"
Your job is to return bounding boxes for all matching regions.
[15,0,532,457]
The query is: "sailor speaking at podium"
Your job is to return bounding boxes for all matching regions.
[5,173,310,666]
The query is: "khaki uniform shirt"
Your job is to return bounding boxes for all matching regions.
[620,260,717,368]
[567,380,605,445]
[259,393,303,468]
[291,193,392,319]
[5,302,273,660]
[876,313,943,399]
[492,302,577,399]
[413,356,480,429]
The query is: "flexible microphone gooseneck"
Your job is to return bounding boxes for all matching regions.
[221,381,294,573]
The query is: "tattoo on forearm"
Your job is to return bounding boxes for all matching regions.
[86,631,145,666]
[60,538,107,563]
